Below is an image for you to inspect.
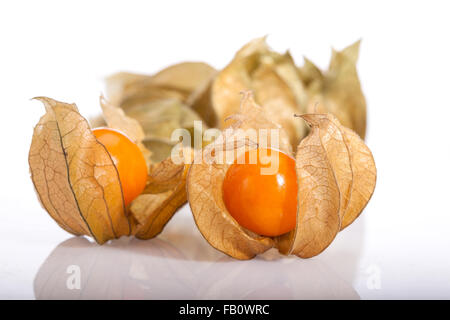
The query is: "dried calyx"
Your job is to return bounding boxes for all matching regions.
[29,97,190,244]
[186,92,376,259]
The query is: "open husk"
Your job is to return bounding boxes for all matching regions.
[131,148,192,239]
[186,92,376,259]
[187,92,285,259]
[29,97,190,244]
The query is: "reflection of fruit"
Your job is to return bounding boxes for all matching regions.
[222,148,297,237]
[34,209,361,299]
[33,237,193,300]
[93,127,147,206]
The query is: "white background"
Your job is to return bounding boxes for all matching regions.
[1,0,449,299]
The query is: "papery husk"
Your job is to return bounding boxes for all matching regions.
[186,76,217,128]
[30,97,192,244]
[99,96,152,167]
[98,97,193,238]
[142,137,177,164]
[125,99,201,140]
[104,62,214,162]
[29,97,130,244]
[299,114,353,221]
[124,98,206,160]
[210,37,309,148]
[187,92,376,259]
[131,148,193,239]
[101,95,204,163]
[188,146,274,260]
[276,120,341,257]
[150,62,217,95]
[299,40,367,139]
[224,91,292,153]
[187,92,293,259]
[338,125,377,229]
[105,62,217,106]
[278,113,376,258]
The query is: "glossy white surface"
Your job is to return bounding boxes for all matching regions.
[31,208,362,300]
[1,1,450,299]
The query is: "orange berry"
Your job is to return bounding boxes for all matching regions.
[92,127,147,206]
[222,148,297,237]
